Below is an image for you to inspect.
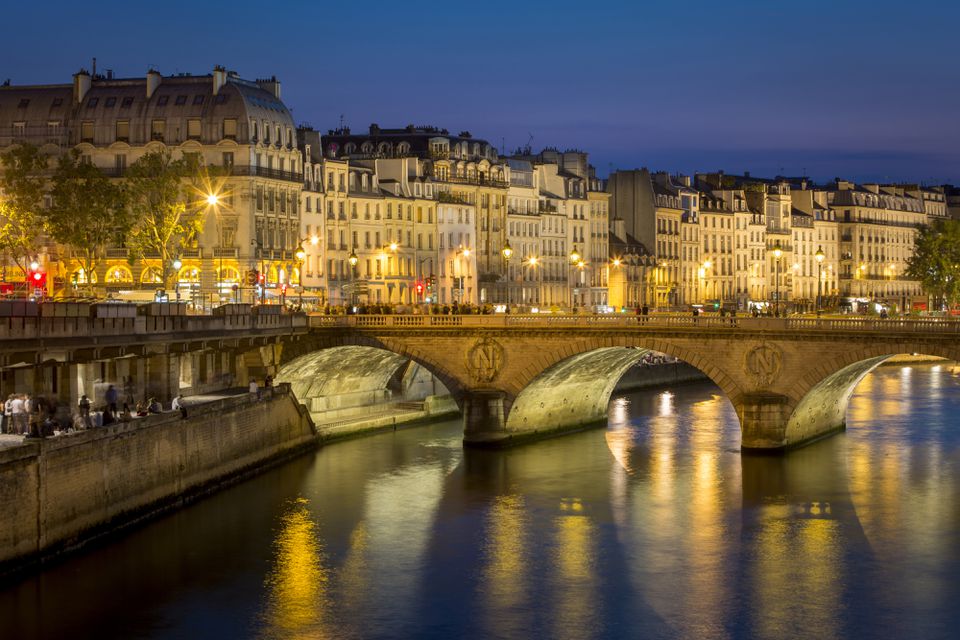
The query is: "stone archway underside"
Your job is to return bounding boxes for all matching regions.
[506,347,651,434]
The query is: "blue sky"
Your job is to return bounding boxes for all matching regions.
[4,0,958,182]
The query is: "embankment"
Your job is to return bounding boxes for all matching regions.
[0,384,316,575]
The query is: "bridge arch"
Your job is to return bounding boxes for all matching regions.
[275,344,457,430]
[459,335,746,446]
[783,343,960,447]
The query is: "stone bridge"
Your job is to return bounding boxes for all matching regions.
[279,314,960,451]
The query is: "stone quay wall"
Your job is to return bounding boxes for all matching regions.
[614,362,707,392]
[0,384,316,573]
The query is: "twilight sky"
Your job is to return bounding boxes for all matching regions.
[4,0,958,183]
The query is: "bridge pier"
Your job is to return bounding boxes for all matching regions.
[739,393,793,450]
[462,390,510,447]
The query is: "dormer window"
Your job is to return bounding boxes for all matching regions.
[175,95,187,105]
[193,95,205,105]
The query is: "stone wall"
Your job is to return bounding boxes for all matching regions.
[0,385,316,573]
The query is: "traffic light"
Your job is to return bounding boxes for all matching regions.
[27,270,46,289]
[246,269,258,286]
[415,281,424,296]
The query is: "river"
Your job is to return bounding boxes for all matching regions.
[2,362,959,639]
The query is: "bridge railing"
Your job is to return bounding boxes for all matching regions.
[309,314,960,334]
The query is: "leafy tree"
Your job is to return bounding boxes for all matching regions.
[905,219,960,310]
[0,144,48,275]
[125,151,211,289]
[47,150,130,293]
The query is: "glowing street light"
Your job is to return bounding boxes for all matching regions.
[816,245,825,315]
[206,193,220,206]
[772,241,782,316]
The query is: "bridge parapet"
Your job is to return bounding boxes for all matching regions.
[310,314,960,335]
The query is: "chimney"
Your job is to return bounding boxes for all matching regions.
[256,75,281,99]
[146,69,161,99]
[611,217,627,239]
[73,69,92,104]
[369,123,380,135]
[212,65,227,95]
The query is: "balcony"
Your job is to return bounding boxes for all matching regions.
[213,247,238,258]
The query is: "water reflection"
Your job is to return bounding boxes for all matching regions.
[2,365,960,639]
[262,497,330,639]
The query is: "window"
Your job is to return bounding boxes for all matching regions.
[105,97,116,107]
[175,95,187,105]
[115,120,129,142]
[156,95,169,106]
[150,119,165,141]
[17,98,29,109]
[12,122,25,138]
[256,186,264,210]
[121,97,134,108]
[52,97,63,107]
[193,95,205,105]
[87,97,98,108]
[214,94,228,105]
[114,154,127,174]
[187,119,201,140]
[80,121,94,142]
[222,152,234,169]
[222,118,237,139]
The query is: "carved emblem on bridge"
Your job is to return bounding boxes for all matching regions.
[745,343,783,388]
[466,337,505,384]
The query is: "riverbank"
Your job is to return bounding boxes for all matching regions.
[0,385,316,578]
[312,395,460,443]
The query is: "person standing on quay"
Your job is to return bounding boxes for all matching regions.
[78,394,91,429]
[2,394,12,434]
[11,393,25,435]
[105,384,119,418]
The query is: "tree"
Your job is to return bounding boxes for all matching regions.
[125,151,210,290]
[47,150,131,293]
[905,219,960,311]
[0,144,48,276]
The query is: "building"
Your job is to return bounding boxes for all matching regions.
[0,65,302,305]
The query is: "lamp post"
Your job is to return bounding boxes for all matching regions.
[294,234,319,309]
[348,248,358,308]
[172,258,182,302]
[501,241,513,306]
[456,246,471,303]
[773,241,782,316]
[569,245,581,310]
[527,256,540,307]
[206,193,221,309]
[815,245,825,316]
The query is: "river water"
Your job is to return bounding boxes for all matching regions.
[2,363,960,640]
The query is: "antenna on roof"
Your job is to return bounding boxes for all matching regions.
[339,114,345,129]
[92,57,97,78]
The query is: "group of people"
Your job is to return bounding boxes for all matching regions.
[1,393,56,437]
[0,381,190,438]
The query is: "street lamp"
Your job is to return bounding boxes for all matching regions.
[172,258,183,302]
[348,249,358,307]
[456,246,471,303]
[502,241,513,306]
[815,246,825,316]
[569,245,581,309]
[295,248,307,307]
[526,256,540,306]
[773,241,782,316]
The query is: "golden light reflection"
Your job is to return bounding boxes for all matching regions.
[263,497,330,639]
[480,494,529,638]
[551,502,597,640]
[658,390,675,417]
[753,514,842,640]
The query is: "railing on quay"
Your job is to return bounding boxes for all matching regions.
[309,313,960,334]
[0,312,308,341]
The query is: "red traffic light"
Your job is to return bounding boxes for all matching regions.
[415,282,424,294]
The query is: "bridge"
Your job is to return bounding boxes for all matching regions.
[0,310,955,452]
[280,314,960,451]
